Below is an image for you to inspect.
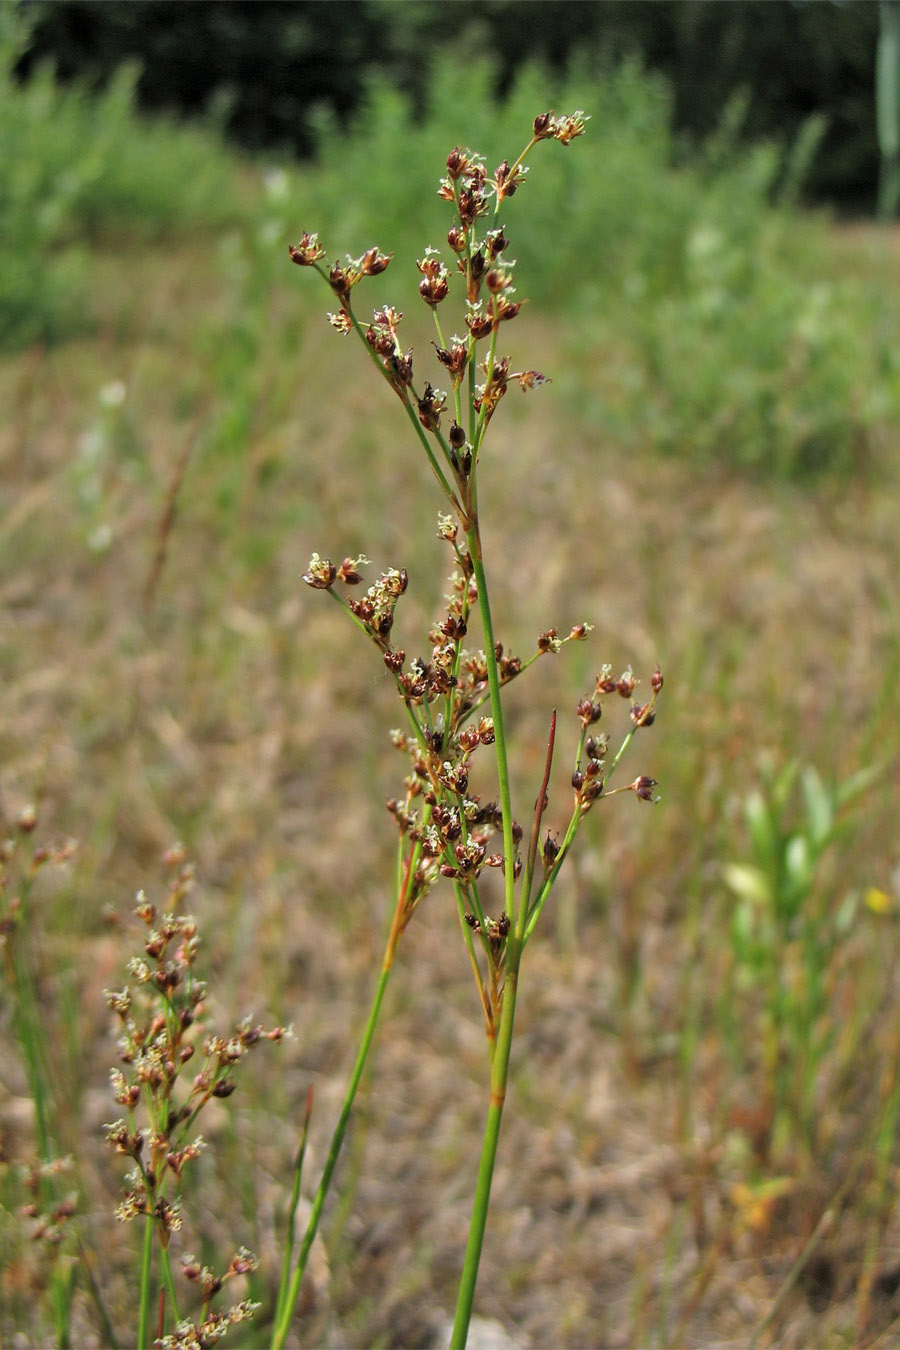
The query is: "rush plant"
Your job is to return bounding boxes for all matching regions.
[0,810,79,1347]
[275,112,663,1349]
[104,848,289,1348]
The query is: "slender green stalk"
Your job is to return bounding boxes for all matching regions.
[51,1262,74,1350]
[525,706,657,941]
[3,847,79,1348]
[274,1087,314,1329]
[159,1245,180,1330]
[467,529,516,919]
[271,955,395,1349]
[9,939,53,1164]
[137,1211,154,1350]
[450,524,521,1346]
[524,803,582,942]
[450,935,522,1349]
[520,712,557,914]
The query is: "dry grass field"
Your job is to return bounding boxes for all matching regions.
[2,106,900,1344]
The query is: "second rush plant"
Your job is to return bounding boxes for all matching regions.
[274,110,663,1350]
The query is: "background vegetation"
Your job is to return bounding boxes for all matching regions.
[2,10,900,1347]
[17,0,884,209]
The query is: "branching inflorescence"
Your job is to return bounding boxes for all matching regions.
[104,847,289,1348]
[281,110,663,1349]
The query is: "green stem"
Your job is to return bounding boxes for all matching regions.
[466,526,515,919]
[12,956,53,1163]
[471,320,500,466]
[450,936,522,1348]
[137,1212,153,1350]
[519,710,557,913]
[50,1261,74,1350]
[524,803,582,942]
[271,954,396,1349]
[398,392,460,508]
[450,522,521,1347]
[159,1243,180,1328]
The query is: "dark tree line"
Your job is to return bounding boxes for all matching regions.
[17,0,881,209]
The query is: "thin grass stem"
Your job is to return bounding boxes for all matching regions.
[137,1212,154,1350]
[450,931,522,1347]
[270,963,391,1349]
[273,1083,314,1330]
[270,860,416,1350]
[450,524,522,1345]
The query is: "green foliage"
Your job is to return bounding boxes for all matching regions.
[22,0,882,211]
[0,13,246,349]
[722,760,881,1154]
[625,236,889,478]
[4,12,896,477]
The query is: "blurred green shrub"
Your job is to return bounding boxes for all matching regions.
[0,13,246,348]
[4,16,896,480]
[721,759,879,1156]
[20,0,882,212]
[625,225,890,478]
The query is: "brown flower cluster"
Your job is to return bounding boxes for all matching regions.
[570,666,664,814]
[104,850,287,1327]
[303,543,599,941]
[286,116,575,526]
[290,113,661,1042]
[531,109,590,144]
